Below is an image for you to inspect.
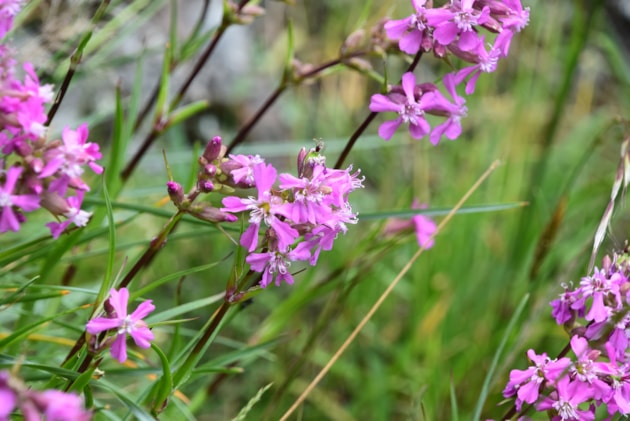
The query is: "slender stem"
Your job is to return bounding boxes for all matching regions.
[225,84,286,154]
[170,300,231,390]
[133,1,213,131]
[225,50,370,154]
[46,0,111,125]
[334,111,377,169]
[334,51,424,169]
[121,0,259,181]
[61,210,185,365]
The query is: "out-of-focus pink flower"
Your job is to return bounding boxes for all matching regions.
[383,199,436,249]
[0,165,39,232]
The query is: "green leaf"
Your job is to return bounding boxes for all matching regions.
[144,292,224,325]
[472,293,530,420]
[231,383,273,421]
[150,343,173,414]
[94,378,156,421]
[165,100,209,127]
[0,304,89,350]
[359,202,528,220]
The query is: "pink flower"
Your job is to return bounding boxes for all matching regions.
[426,73,467,145]
[36,390,91,421]
[247,243,311,288]
[369,72,433,140]
[383,0,433,54]
[503,350,571,410]
[453,36,503,95]
[41,124,102,195]
[536,375,595,421]
[0,0,21,38]
[411,201,436,249]
[221,162,298,252]
[383,200,436,249]
[426,0,489,51]
[86,288,155,363]
[0,165,40,232]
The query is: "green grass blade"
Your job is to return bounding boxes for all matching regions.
[472,293,530,420]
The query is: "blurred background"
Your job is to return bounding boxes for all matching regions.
[8,0,630,419]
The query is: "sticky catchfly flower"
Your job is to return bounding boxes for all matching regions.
[86,288,155,363]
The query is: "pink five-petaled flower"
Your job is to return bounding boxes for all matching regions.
[41,124,103,195]
[369,72,433,141]
[0,165,39,232]
[579,267,622,324]
[503,349,571,411]
[536,375,595,421]
[246,243,311,288]
[383,0,433,54]
[426,0,490,51]
[86,288,155,363]
[454,35,504,95]
[568,335,610,401]
[221,162,298,252]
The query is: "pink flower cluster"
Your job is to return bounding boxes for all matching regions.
[502,252,630,419]
[167,136,363,289]
[0,1,101,237]
[86,287,155,363]
[220,147,363,288]
[370,0,529,143]
[0,371,91,421]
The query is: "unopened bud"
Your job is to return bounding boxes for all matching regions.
[189,203,238,223]
[342,29,365,54]
[204,164,217,177]
[167,181,184,206]
[199,180,214,193]
[40,191,70,215]
[297,147,307,178]
[202,136,224,162]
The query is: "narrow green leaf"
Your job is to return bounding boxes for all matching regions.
[0,305,88,350]
[0,277,37,306]
[155,43,172,123]
[68,362,99,394]
[282,20,294,84]
[231,383,273,421]
[150,343,173,414]
[472,293,530,420]
[144,292,224,325]
[95,379,155,421]
[359,202,528,220]
[449,376,459,421]
[165,100,209,128]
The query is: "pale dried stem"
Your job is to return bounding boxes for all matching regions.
[279,160,502,421]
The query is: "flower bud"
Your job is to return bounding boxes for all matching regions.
[189,203,238,223]
[202,136,224,162]
[341,29,365,54]
[199,180,214,193]
[167,181,184,206]
[204,164,216,177]
[40,191,70,216]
